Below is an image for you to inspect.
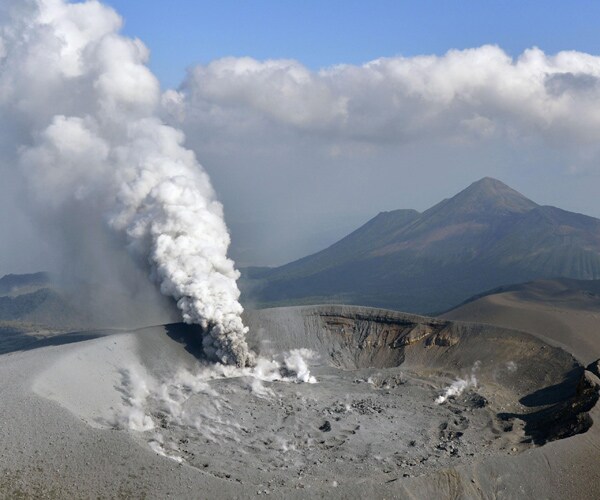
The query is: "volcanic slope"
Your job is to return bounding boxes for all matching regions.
[442,277,600,365]
[0,305,598,498]
[243,177,600,313]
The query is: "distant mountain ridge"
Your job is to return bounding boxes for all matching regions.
[0,272,177,330]
[0,272,51,295]
[242,178,600,313]
[0,288,82,325]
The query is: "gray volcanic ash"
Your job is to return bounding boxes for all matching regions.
[9,305,595,498]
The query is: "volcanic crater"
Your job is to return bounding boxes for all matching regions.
[113,305,598,489]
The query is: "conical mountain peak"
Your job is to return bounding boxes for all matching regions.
[433,177,538,218]
[247,177,600,314]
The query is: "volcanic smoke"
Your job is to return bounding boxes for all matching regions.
[0,0,253,366]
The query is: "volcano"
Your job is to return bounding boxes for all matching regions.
[243,178,600,313]
[1,304,598,498]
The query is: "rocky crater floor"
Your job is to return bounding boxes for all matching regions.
[121,306,598,493]
[155,364,532,490]
[0,304,598,498]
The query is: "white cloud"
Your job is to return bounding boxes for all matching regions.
[186,57,347,128]
[177,46,600,145]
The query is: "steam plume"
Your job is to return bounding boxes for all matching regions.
[0,0,252,366]
[435,361,481,404]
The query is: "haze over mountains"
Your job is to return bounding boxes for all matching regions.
[243,177,600,313]
[5,177,600,324]
[0,271,177,331]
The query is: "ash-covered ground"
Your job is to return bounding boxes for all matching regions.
[136,363,526,492]
[2,304,598,498]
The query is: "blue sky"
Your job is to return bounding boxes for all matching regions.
[1,0,600,272]
[104,0,600,89]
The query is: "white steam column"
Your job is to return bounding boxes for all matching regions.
[0,0,253,367]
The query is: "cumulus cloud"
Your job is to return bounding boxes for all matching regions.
[176,46,600,144]
[185,57,347,129]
